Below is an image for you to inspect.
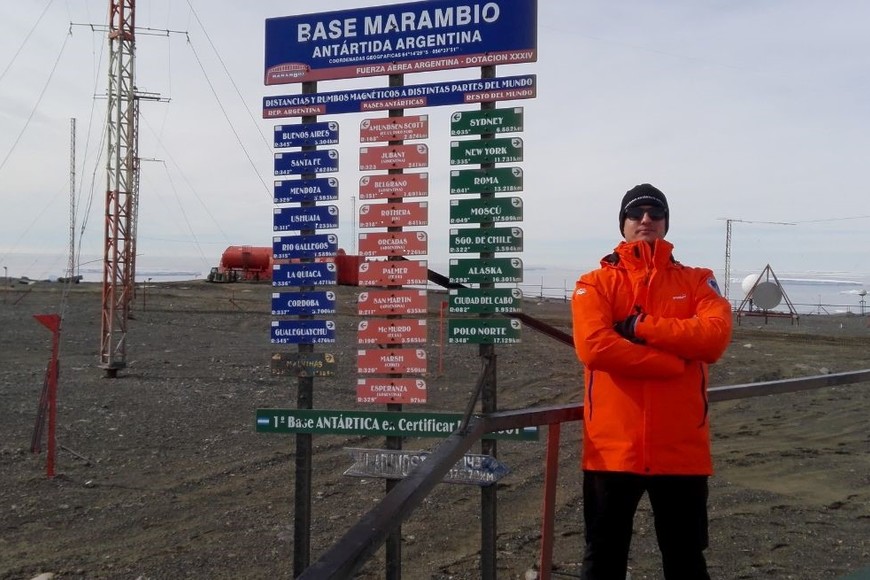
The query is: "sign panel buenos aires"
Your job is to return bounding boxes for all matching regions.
[358,289,428,316]
[273,233,338,259]
[450,197,522,224]
[357,348,427,374]
[449,257,523,284]
[274,149,339,175]
[275,177,339,203]
[358,231,428,256]
[358,259,428,286]
[448,318,521,344]
[271,352,336,377]
[450,167,522,194]
[274,121,339,148]
[361,115,428,142]
[263,75,536,118]
[344,448,510,486]
[358,318,428,345]
[449,287,522,314]
[359,201,428,228]
[271,319,336,344]
[357,378,427,405]
[271,290,336,316]
[264,0,538,84]
[256,409,538,440]
[274,205,339,231]
[360,144,428,171]
[450,137,523,165]
[449,226,523,253]
[273,262,337,286]
[359,172,428,199]
[450,107,524,136]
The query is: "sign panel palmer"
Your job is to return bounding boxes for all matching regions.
[264,0,538,84]
[358,259,429,286]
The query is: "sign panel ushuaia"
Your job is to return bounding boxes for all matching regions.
[264,0,538,84]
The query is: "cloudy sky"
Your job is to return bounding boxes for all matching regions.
[1,0,868,288]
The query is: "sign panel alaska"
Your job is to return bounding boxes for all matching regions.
[449,257,523,284]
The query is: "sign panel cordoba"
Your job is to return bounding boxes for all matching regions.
[357,348,427,374]
[263,0,538,84]
[358,289,428,316]
[272,262,337,286]
[344,448,510,485]
[271,290,336,316]
[358,231,428,256]
[273,205,339,231]
[360,144,428,171]
[448,318,522,345]
[275,177,339,203]
[270,352,336,377]
[356,379,428,405]
[274,149,339,175]
[358,318,428,345]
[449,227,523,254]
[256,409,539,440]
[450,167,523,194]
[360,115,428,142]
[448,288,523,314]
[449,257,523,284]
[450,108,524,136]
[450,137,523,166]
[272,233,338,259]
[273,121,339,148]
[271,319,336,344]
[450,197,523,224]
[358,259,429,286]
[359,201,428,228]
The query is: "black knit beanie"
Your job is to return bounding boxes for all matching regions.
[619,183,669,236]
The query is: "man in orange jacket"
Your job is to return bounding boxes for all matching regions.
[571,183,733,579]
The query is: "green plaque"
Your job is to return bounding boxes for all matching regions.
[450,167,523,194]
[450,137,523,166]
[255,409,538,440]
[449,288,523,314]
[449,257,523,284]
[449,227,523,254]
[448,319,522,345]
[450,108,524,136]
[450,197,523,224]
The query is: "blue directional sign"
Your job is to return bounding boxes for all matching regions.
[264,0,538,85]
[274,205,339,231]
[272,291,337,316]
[271,320,336,344]
[274,121,339,148]
[273,233,338,259]
[263,75,537,118]
[274,177,339,204]
[274,149,339,175]
[272,262,337,287]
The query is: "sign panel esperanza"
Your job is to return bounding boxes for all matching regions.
[273,121,339,148]
[358,259,429,286]
[450,197,522,224]
[450,107,524,136]
[273,205,339,231]
[359,201,428,228]
[275,177,339,203]
[272,233,338,259]
[450,167,523,194]
[448,318,522,344]
[273,262,337,287]
[270,352,336,377]
[358,289,428,316]
[263,0,538,84]
[360,144,429,171]
[449,257,523,284]
[449,226,523,253]
[358,231,428,256]
[344,448,510,486]
[356,378,427,405]
[274,149,339,175]
[271,290,336,316]
[255,409,538,440]
[263,75,536,118]
[271,319,336,344]
[360,115,428,142]
[357,348,427,374]
[449,287,523,314]
[359,172,428,199]
[450,137,523,165]
[358,318,428,345]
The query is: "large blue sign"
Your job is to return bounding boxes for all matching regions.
[264,0,537,85]
[271,291,337,316]
[274,149,339,176]
[273,233,338,259]
[273,262,338,287]
[274,177,339,204]
[273,205,339,232]
[274,121,339,148]
[263,75,536,118]
[271,320,336,344]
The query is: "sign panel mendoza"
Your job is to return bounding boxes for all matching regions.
[264,0,538,84]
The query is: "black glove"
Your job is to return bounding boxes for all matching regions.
[614,314,642,343]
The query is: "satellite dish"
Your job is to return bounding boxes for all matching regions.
[741,273,761,295]
[751,281,783,310]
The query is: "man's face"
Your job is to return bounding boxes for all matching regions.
[623,205,667,243]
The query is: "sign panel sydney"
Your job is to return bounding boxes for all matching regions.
[264,0,538,84]
[270,352,336,377]
[358,259,429,286]
[263,75,536,118]
[359,172,428,199]
[359,201,428,228]
[450,137,523,165]
[359,144,428,171]
[357,348,427,374]
[273,121,339,148]
[344,448,510,485]
[450,167,523,194]
[449,257,523,284]
[273,262,337,286]
[448,288,523,314]
[450,108,524,136]
[255,409,538,440]
[360,115,428,142]
[271,320,336,344]
[274,149,339,175]
[357,379,427,405]
[449,227,523,254]
[271,291,336,316]
[358,231,428,256]
[358,318,428,345]
[358,289,428,316]
[273,233,338,259]
[275,177,339,203]
[450,197,523,224]
[274,205,339,231]
[448,318,522,345]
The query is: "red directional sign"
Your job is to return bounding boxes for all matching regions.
[360,144,428,171]
[359,172,429,200]
[359,201,428,228]
[358,318,428,345]
[360,115,429,143]
[357,348,427,374]
[358,231,428,257]
[358,289,428,316]
[358,259,429,286]
[357,378,428,405]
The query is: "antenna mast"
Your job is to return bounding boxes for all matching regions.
[720,218,796,303]
[68,118,76,280]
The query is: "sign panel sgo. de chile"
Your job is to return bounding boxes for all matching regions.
[264,0,538,85]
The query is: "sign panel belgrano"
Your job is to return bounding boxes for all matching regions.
[264,0,538,85]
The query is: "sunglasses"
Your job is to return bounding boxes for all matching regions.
[624,206,667,221]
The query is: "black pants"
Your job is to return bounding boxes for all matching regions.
[581,470,711,580]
